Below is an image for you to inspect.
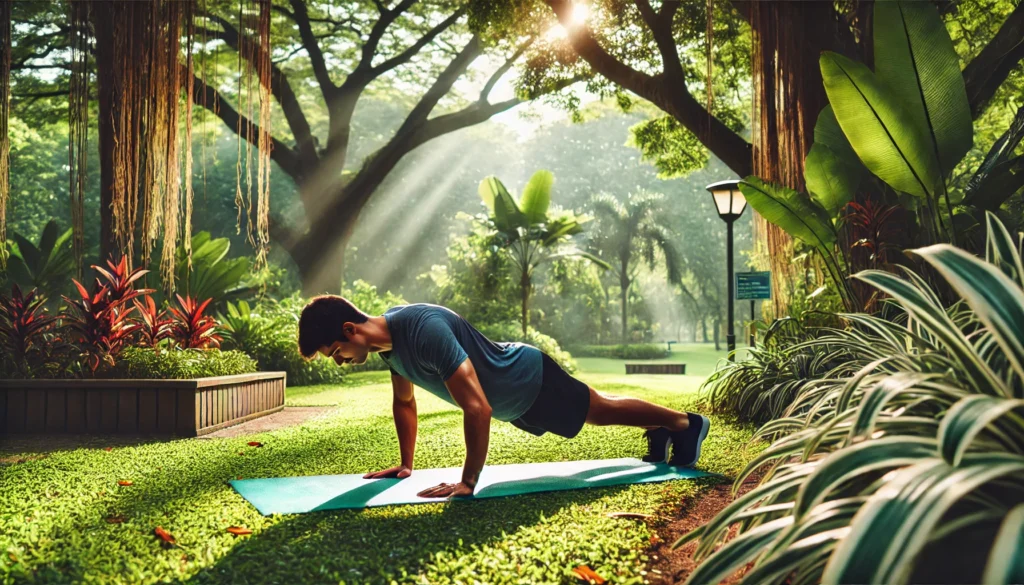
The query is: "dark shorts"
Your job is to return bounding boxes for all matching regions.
[508,353,592,439]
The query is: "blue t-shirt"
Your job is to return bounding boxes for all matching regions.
[378,304,543,422]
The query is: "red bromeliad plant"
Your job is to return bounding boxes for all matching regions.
[0,284,62,377]
[134,296,173,348]
[62,256,154,372]
[169,294,222,349]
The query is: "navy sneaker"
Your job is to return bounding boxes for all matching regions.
[641,427,672,463]
[669,413,710,467]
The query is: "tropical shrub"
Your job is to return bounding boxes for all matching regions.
[168,295,222,349]
[475,321,577,374]
[151,231,250,307]
[109,347,257,379]
[0,285,73,378]
[220,295,346,385]
[700,318,849,425]
[568,344,670,360]
[740,0,1024,311]
[477,170,610,334]
[0,220,76,298]
[62,257,152,372]
[133,296,173,347]
[683,212,1024,584]
[341,279,408,318]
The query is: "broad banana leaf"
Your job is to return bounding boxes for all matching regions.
[520,170,553,224]
[804,143,861,216]
[739,177,836,250]
[478,176,526,232]
[874,0,972,174]
[814,105,863,170]
[820,51,941,199]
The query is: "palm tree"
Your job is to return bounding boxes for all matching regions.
[478,170,609,335]
[587,191,682,343]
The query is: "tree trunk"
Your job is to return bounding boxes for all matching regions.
[620,268,630,343]
[700,316,708,343]
[520,270,531,335]
[713,317,721,351]
[749,1,856,317]
[90,1,117,263]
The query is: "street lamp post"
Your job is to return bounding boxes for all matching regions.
[705,180,748,361]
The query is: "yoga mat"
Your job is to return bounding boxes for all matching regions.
[230,457,713,515]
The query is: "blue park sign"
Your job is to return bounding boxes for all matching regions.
[736,271,772,300]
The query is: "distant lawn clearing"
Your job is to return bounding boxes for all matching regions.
[1,354,759,585]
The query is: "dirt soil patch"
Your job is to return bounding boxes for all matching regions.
[645,473,764,584]
[198,406,337,438]
[0,407,337,460]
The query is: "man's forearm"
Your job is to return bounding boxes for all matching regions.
[461,409,491,487]
[393,399,417,469]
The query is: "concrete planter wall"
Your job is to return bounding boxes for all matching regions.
[0,372,286,436]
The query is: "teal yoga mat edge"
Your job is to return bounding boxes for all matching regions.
[230,457,718,516]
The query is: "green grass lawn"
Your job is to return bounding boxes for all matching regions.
[1,355,759,585]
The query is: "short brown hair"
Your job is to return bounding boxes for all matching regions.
[297,296,368,359]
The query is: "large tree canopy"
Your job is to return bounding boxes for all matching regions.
[6,0,583,294]
[183,0,588,294]
[470,0,1024,179]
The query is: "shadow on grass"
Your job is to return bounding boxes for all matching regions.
[0,433,181,457]
[175,485,633,584]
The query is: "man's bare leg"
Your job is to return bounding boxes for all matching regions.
[583,388,690,431]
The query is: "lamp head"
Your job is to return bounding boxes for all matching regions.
[705,179,747,221]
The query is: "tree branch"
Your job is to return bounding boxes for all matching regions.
[394,35,483,135]
[369,6,467,77]
[184,66,305,181]
[632,0,685,83]
[359,0,418,70]
[963,1,1024,119]
[412,98,521,149]
[287,0,336,98]
[545,0,752,176]
[480,37,534,102]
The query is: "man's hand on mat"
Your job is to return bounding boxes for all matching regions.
[416,481,474,499]
[363,465,412,479]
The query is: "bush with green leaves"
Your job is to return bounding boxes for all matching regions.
[568,344,670,360]
[219,296,346,386]
[683,212,1024,585]
[0,219,75,299]
[108,347,257,379]
[699,318,850,425]
[150,231,250,308]
[740,0,1024,312]
[475,321,577,374]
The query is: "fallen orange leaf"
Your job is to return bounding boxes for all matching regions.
[8,553,17,562]
[236,476,243,480]
[105,515,125,524]
[226,526,253,536]
[572,565,606,584]
[154,526,176,545]
[117,480,133,486]
[650,535,661,545]
[247,441,263,447]
[103,447,113,452]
